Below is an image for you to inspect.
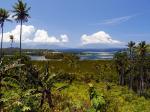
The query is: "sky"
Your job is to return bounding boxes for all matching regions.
[0,0,150,48]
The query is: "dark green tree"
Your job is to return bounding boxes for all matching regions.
[114,52,128,86]
[127,41,135,89]
[136,41,147,95]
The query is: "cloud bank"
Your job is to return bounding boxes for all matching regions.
[81,31,122,45]
[2,25,69,44]
[1,25,124,48]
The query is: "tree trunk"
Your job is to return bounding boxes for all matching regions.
[139,65,144,96]
[129,74,133,90]
[120,67,125,86]
[129,49,133,90]
[0,24,3,109]
[0,24,3,59]
[40,92,45,108]
[46,89,53,109]
[129,64,134,90]
[20,20,22,58]
[11,40,12,48]
[130,76,133,89]
[40,89,54,110]
[119,71,122,85]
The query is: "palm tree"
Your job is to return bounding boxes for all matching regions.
[12,0,30,57]
[137,41,147,95]
[137,41,147,58]
[128,41,135,59]
[32,63,69,111]
[9,35,14,48]
[0,8,10,59]
[114,52,128,85]
[127,41,135,89]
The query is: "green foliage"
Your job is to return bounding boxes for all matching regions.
[88,84,106,112]
[113,41,150,96]
[1,0,150,111]
[1,49,150,112]
[45,52,64,59]
[32,60,118,83]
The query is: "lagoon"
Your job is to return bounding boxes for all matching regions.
[29,51,115,61]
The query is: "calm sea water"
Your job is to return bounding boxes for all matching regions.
[78,52,114,60]
[29,56,47,61]
[57,48,123,60]
[30,48,123,61]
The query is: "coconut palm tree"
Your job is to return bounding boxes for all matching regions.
[137,41,147,58]
[128,41,135,59]
[114,52,128,85]
[127,41,135,89]
[12,0,30,57]
[0,8,10,59]
[137,41,147,95]
[9,35,14,48]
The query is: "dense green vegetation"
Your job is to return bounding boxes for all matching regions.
[0,54,150,111]
[2,48,53,56]
[32,60,117,83]
[114,41,150,96]
[0,40,150,111]
[45,52,79,60]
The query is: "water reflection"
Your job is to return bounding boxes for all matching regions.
[29,52,114,61]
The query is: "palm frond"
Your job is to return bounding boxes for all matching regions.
[1,77,20,88]
[12,0,30,23]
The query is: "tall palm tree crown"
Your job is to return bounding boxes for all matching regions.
[0,8,10,27]
[137,41,147,58]
[0,8,10,59]
[128,41,135,52]
[12,0,30,57]
[128,41,135,59]
[12,0,30,23]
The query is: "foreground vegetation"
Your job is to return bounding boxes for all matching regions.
[0,46,150,111]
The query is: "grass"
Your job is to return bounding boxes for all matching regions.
[32,60,116,74]
[31,60,150,112]
[51,81,150,112]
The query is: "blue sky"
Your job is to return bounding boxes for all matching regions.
[0,0,150,48]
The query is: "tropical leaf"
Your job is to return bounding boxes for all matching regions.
[1,77,20,88]
[22,106,31,111]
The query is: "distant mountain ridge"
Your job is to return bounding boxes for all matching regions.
[79,43,125,49]
[55,48,126,53]
[4,43,126,51]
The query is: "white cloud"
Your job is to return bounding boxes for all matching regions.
[95,15,135,26]
[60,35,69,42]
[2,25,69,44]
[102,16,132,25]
[33,30,60,43]
[81,31,122,45]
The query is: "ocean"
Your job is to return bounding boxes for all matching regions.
[56,48,125,60]
[30,48,125,61]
